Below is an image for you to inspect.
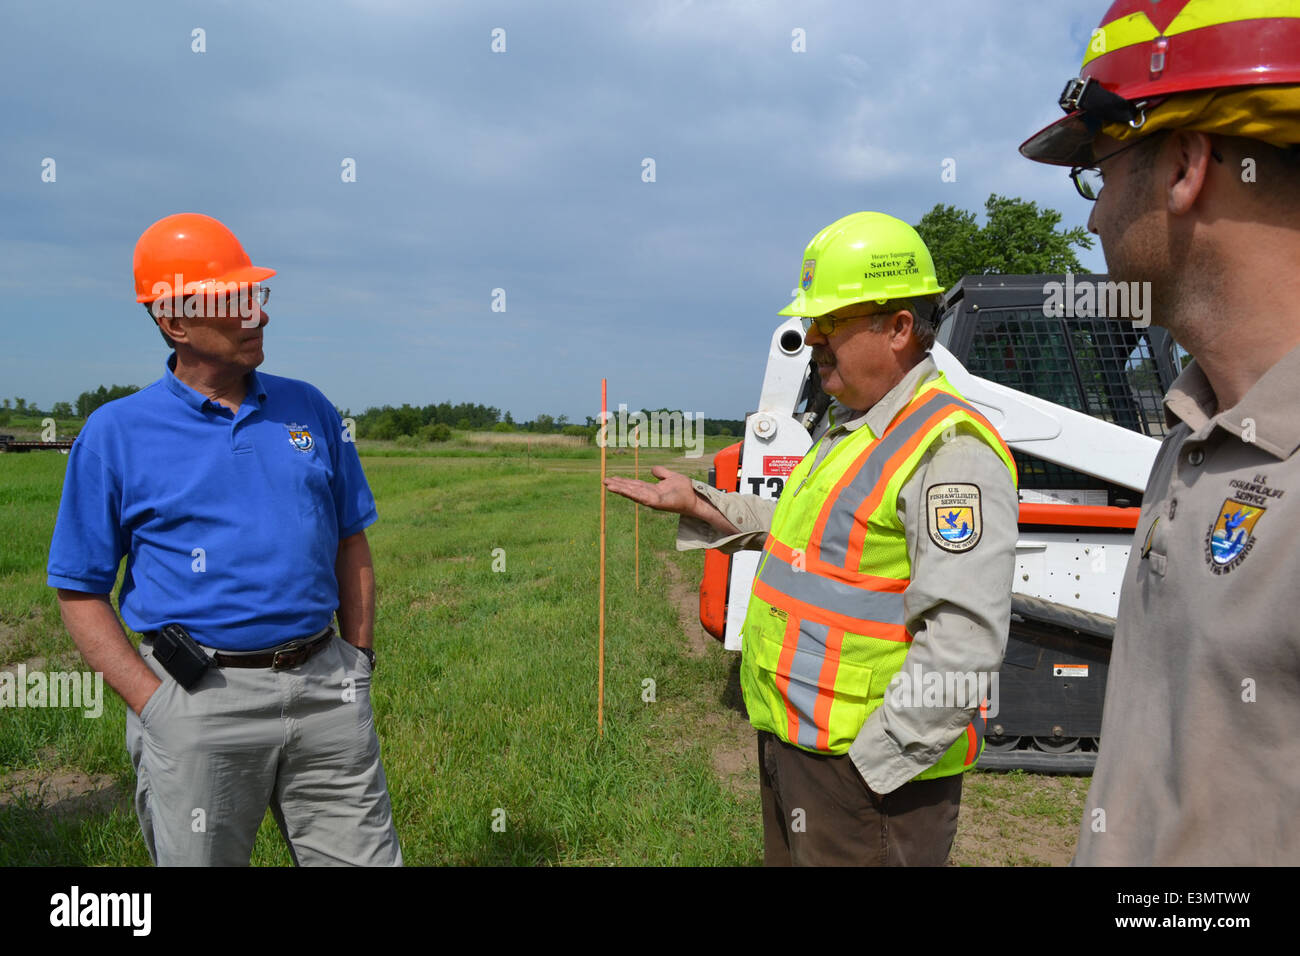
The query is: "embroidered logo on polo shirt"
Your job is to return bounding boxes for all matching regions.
[927,483,982,553]
[286,424,315,453]
[1205,498,1265,574]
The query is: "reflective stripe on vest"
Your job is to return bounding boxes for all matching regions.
[739,373,1017,770]
[810,391,986,570]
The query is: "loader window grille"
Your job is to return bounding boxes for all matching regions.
[968,310,1169,439]
[962,308,1166,499]
[967,310,1083,411]
[1069,323,1168,438]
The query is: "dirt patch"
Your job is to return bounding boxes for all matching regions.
[950,771,1086,866]
[0,614,46,667]
[0,768,121,819]
[0,623,20,664]
[707,711,757,797]
[1,655,48,674]
[662,560,711,659]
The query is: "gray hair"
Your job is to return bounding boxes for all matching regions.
[866,294,942,351]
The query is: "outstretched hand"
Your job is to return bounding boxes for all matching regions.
[603,466,698,516]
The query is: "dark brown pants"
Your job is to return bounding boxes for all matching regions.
[757,730,962,866]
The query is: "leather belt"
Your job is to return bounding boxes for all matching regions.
[144,627,335,670]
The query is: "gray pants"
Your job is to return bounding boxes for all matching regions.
[127,632,402,866]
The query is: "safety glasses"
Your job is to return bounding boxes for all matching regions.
[801,309,892,336]
[197,283,270,318]
[1071,137,1222,201]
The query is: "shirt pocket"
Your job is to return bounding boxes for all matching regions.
[1137,515,1167,577]
[754,612,874,751]
[287,441,334,524]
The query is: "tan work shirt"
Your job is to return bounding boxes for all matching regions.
[678,357,1019,794]
[1074,346,1300,865]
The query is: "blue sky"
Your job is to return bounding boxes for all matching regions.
[2,0,1107,421]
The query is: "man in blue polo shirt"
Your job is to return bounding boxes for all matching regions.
[48,213,401,866]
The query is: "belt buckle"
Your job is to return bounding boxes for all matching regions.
[271,641,306,670]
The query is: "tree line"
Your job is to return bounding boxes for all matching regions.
[0,386,141,426]
[343,404,746,442]
[5,195,1089,434]
[2,391,743,442]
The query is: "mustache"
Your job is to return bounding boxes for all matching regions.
[812,348,835,366]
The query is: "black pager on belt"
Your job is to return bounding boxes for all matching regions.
[153,623,211,689]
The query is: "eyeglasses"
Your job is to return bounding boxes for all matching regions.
[1069,138,1151,200]
[195,283,270,317]
[150,284,271,320]
[801,309,893,336]
[1070,137,1223,201]
[219,283,271,311]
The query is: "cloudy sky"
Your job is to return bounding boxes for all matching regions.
[2,0,1108,421]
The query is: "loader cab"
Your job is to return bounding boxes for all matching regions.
[937,275,1181,508]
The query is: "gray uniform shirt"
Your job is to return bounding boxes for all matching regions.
[1073,347,1300,866]
[678,357,1019,794]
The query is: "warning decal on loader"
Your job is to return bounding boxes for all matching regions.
[763,456,802,477]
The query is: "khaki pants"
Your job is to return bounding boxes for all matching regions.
[126,632,402,866]
[758,730,961,866]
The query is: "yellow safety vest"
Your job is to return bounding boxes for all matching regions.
[739,372,1017,779]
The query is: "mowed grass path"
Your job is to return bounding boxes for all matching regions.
[0,440,764,865]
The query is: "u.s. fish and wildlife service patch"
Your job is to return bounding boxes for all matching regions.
[801,259,816,290]
[1205,498,1265,574]
[927,483,982,553]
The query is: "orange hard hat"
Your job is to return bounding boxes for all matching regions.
[133,213,275,303]
[1021,0,1300,166]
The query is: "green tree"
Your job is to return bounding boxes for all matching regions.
[914,194,1094,289]
[75,384,139,418]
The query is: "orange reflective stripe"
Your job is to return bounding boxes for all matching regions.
[808,386,955,566]
[964,723,978,765]
[752,577,911,642]
[773,611,802,744]
[764,537,908,591]
[813,626,847,752]
[805,433,880,565]
[843,403,970,569]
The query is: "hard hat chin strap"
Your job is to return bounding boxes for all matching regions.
[1060,77,1151,130]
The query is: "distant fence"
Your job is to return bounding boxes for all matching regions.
[463,433,589,447]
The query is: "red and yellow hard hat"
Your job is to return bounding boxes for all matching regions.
[1021,0,1300,167]
[133,213,275,303]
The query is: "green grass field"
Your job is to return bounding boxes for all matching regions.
[0,433,1084,865]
